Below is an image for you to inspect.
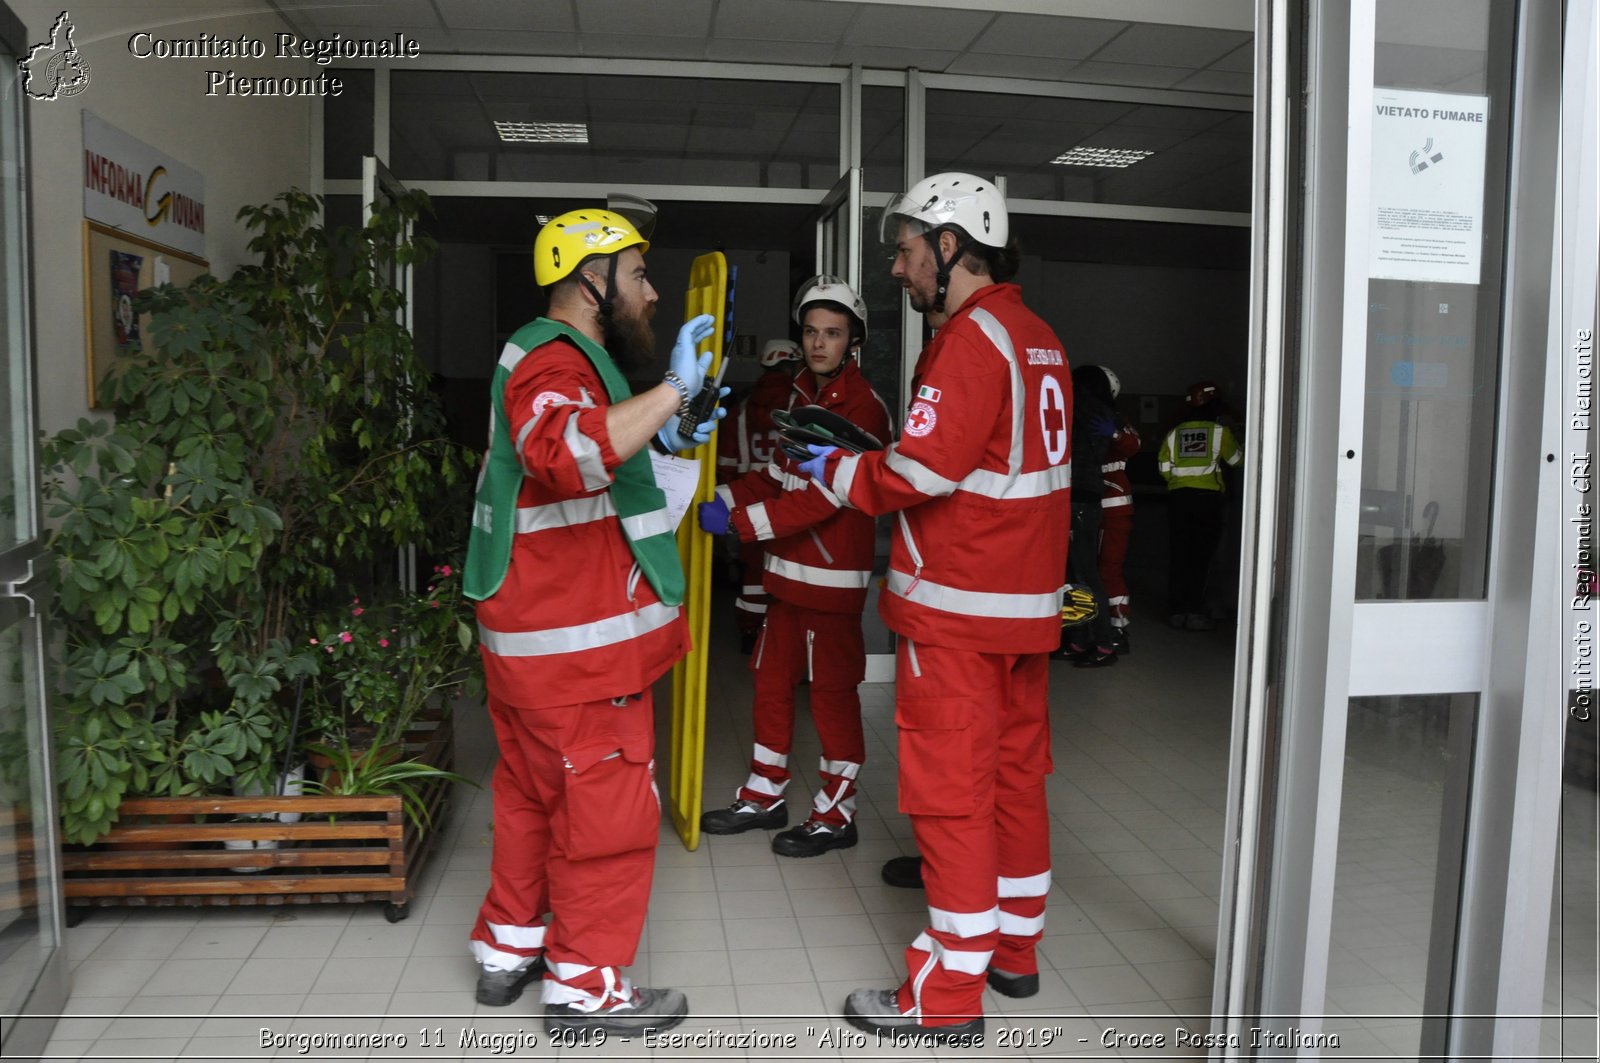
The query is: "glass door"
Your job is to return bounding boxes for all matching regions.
[0,2,69,1054]
[362,156,420,595]
[1222,0,1583,1056]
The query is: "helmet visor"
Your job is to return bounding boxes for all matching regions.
[606,192,657,242]
[878,194,932,248]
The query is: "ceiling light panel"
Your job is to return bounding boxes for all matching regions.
[1051,146,1155,168]
[495,121,589,143]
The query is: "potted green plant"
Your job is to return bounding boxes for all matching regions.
[44,187,478,848]
[299,740,473,835]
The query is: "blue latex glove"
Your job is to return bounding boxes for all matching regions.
[697,497,731,535]
[670,314,717,392]
[798,444,839,483]
[1087,414,1116,438]
[656,387,731,453]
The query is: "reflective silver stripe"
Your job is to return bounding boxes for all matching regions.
[734,600,767,614]
[562,414,611,491]
[714,484,734,507]
[1102,494,1133,508]
[753,743,787,767]
[1102,460,1126,472]
[470,940,535,972]
[910,931,992,975]
[487,920,547,949]
[808,528,834,565]
[887,449,959,496]
[1168,463,1220,477]
[959,462,1071,500]
[887,568,1060,619]
[747,501,775,540]
[967,307,1026,492]
[906,638,921,678]
[514,416,540,476]
[818,757,861,780]
[998,911,1046,936]
[767,555,871,589]
[930,905,1000,938]
[497,340,527,373]
[997,871,1051,897]
[473,500,494,532]
[743,773,786,797]
[479,601,678,656]
[621,506,674,541]
[832,452,861,505]
[516,493,614,533]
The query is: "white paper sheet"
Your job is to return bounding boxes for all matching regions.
[648,450,703,530]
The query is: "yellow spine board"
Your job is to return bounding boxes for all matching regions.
[668,251,728,851]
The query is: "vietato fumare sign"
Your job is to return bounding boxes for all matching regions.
[82,110,206,258]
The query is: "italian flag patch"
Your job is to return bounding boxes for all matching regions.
[917,385,942,403]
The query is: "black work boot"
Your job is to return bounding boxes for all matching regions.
[475,955,546,1006]
[986,966,1040,998]
[771,818,857,858]
[880,855,924,889]
[700,799,786,835]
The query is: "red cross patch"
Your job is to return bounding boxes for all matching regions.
[905,400,938,438]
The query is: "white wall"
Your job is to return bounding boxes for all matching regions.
[18,0,313,434]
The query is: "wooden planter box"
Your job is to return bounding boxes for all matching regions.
[62,716,456,924]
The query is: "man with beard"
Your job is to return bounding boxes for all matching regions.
[463,205,723,1034]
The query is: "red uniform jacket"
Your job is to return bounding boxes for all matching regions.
[1102,419,1140,510]
[716,368,795,484]
[817,284,1073,654]
[474,335,689,708]
[716,360,893,615]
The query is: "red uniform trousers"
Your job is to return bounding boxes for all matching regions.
[469,692,660,1009]
[1099,504,1134,631]
[734,542,770,637]
[735,599,865,827]
[892,641,1052,1025]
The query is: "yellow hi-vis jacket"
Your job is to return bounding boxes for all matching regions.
[1158,418,1242,492]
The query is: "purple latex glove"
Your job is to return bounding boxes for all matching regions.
[697,497,731,535]
[1088,414,1116,438]
[798,444,839,483]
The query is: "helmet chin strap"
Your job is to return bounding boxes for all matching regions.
[814,348,855,383]
[925,230,972,314]
[579,254,621,321]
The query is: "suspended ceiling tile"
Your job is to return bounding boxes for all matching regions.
[833,44,961,71]
[969,13,1128,61]
[704,38,841,65]
[576,0,715,38]
[843,4,998,51]
[1064,60,1191,91]
[447,30,585,56]
[1091,23,1249,68]
[572,33,711,60]
[437,0,579,33]
[301,0,440,29]
[1211,41,1256,73]
[944,52,1076,81]
[713,0,861,43]
[1174,69,1254,96]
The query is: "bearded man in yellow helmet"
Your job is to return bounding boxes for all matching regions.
[462,204,724,1034]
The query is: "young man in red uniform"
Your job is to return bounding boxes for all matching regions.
[715,339,801,653]
[800,175,1073,1041]
[463,205,725,1033]
[697,277,893,857]
[1088,365,1139,654]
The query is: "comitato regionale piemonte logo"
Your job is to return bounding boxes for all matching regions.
[22,11,91,100]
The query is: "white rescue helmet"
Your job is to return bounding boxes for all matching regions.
[878,171,1009,249]
[791,274,868,345]
[759,339,802,367]
[1100,366,1121,399]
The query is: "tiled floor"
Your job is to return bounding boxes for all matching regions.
[32,573,1600,1061]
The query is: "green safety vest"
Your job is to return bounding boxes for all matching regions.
[464,318,685,606]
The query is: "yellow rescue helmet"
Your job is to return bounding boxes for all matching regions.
[533,208,650,287]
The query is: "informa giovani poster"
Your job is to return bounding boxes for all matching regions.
[1368,87,1490,285]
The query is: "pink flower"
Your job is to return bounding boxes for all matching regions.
[309,638,319,646]
[431,601,440,608]
[439,564,453,577]
[340,631,353,643]
[352,607,364,616]
[379,639,390,648]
